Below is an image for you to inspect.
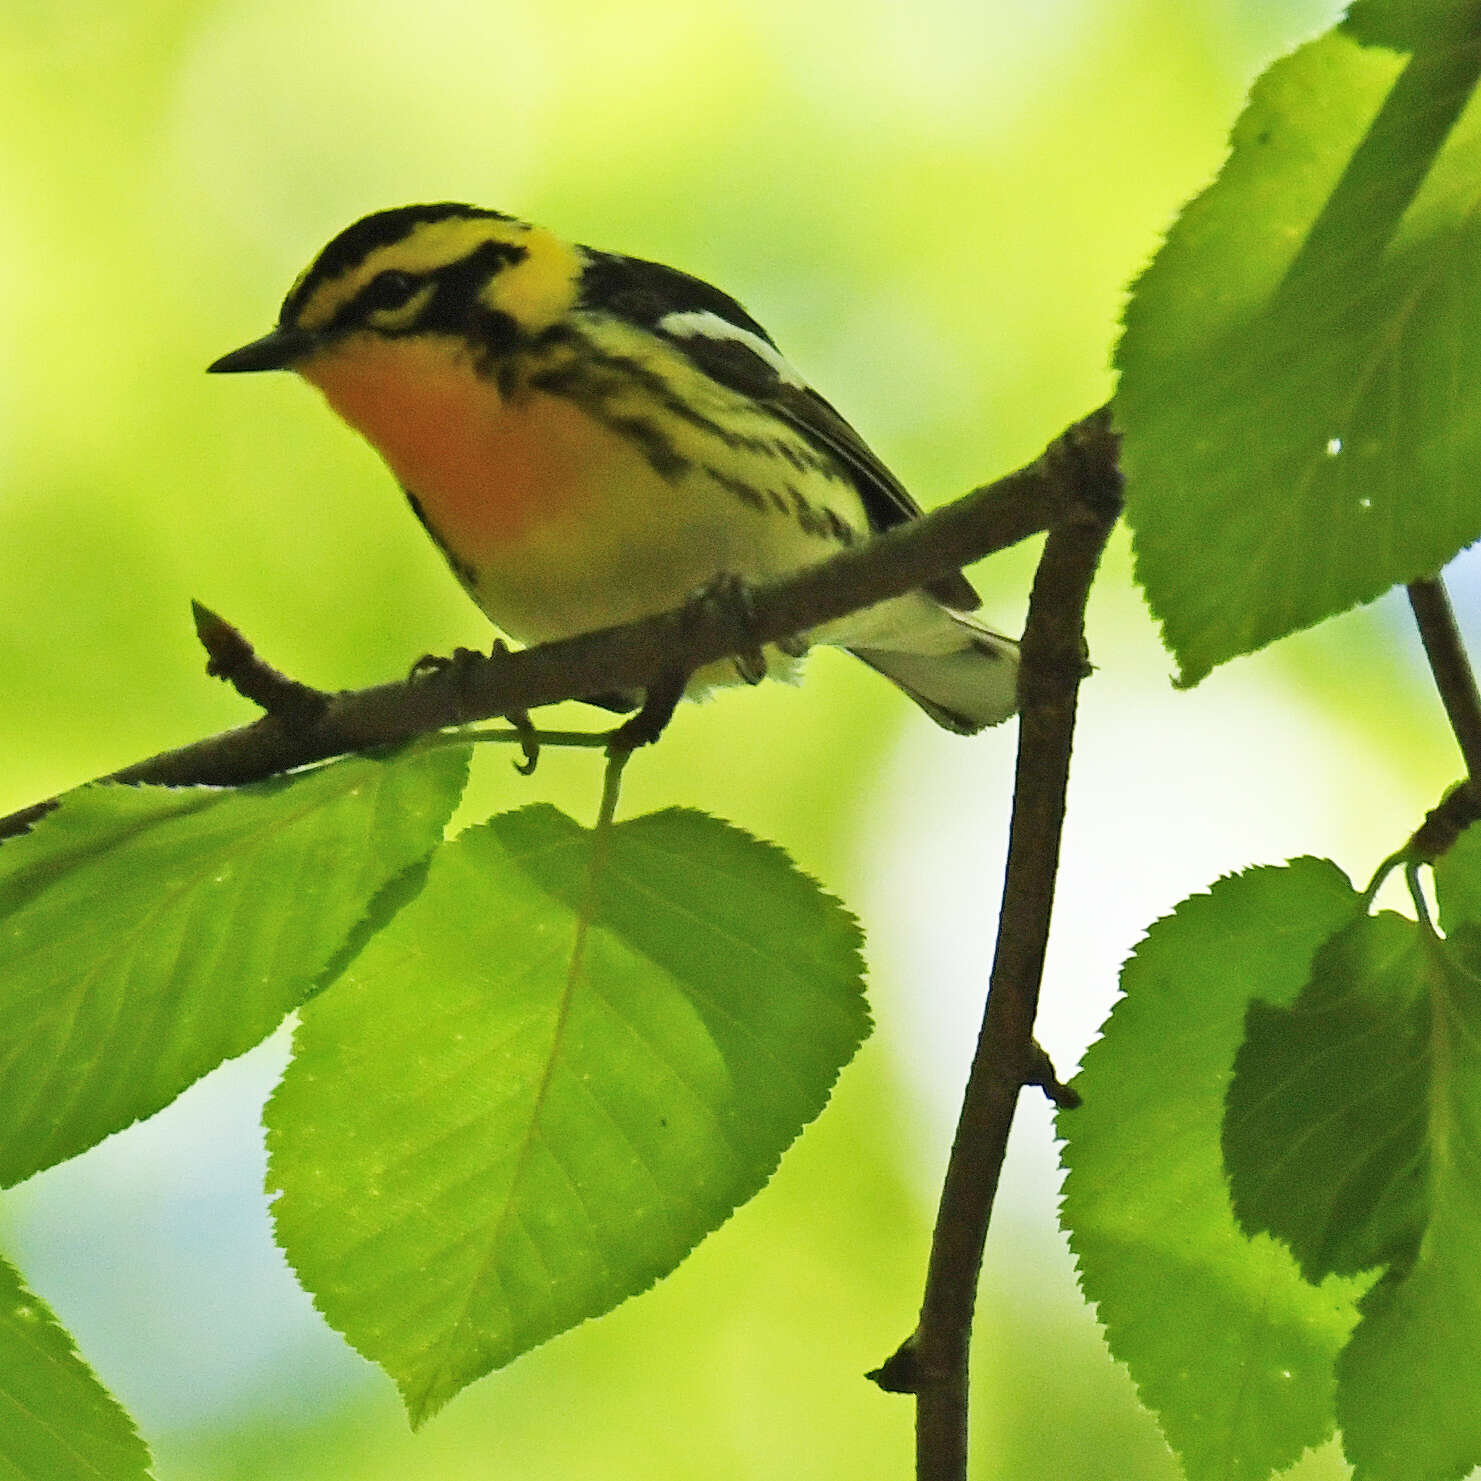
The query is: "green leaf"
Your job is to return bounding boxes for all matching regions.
[1224,913,1435,1281]
[1059,860,1368,1481]
[1344,0,1481,51]
[1431,815,1481,931]
[0,745,468,1187]
[0,1252,152,1480]
[266,805,868,1425]
[1116,26,1481,684]
[1225,914,1481,1480]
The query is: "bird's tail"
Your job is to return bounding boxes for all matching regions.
[839,595,1020,735]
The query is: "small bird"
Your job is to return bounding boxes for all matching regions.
[209,204,1017,732]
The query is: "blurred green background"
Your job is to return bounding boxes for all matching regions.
[2,0,1466,1475]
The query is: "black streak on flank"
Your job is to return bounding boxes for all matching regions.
[568,342,837,478]
[604,416,691,480]
[701,463,769,512]
[824,507,855,544]
[526,353,691,482]
[786,484,842,541]
[404,489,479,588]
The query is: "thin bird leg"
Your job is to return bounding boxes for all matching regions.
[606,669,689,753]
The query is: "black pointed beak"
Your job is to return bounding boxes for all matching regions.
[207,325,318,373]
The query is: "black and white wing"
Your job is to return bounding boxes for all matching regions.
[577,249,981,611]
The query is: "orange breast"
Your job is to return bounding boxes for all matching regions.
[301,335,621,556]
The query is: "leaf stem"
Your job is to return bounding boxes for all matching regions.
[558,748,632,1033]
[1360,850,1407,911]
[596,748,630,832]
[457,726,614,751]
[1406,860,1437,935]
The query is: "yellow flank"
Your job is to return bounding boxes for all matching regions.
[548,314,858,495]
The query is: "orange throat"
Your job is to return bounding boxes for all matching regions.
[300,335,610,553]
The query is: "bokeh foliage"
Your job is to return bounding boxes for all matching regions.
[4,1,1455,1478]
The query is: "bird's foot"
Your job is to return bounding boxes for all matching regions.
[606,669,688,754]
[409,640,532,748]
[683,571,768,684]
[408,644,486,683]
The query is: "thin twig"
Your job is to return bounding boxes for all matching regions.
[1408,577,1481,781]
[0,407,1115,843]
[192,601,328,721]
[868,418,1122,1481]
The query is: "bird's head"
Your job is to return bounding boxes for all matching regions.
[208,203,583,378]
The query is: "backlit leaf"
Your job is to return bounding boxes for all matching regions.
[1060,860,1367,1481]
[266,805,868,1424]
[0,745,468,1185]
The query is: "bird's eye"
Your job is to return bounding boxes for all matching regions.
[362,269,420,312]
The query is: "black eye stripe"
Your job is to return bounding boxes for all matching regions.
[329,237,534,335]
[360,269,421,313]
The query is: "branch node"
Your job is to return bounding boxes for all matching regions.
[1408,779,1481,863]
[866,1337,921,1395]
[1026,1041,1081,1110]
[1052,405,1125,523]
[191,601,328,726]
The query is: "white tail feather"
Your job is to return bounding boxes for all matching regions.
[839,598,1019,734]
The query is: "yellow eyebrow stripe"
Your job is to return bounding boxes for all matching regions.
[294,218,531,329]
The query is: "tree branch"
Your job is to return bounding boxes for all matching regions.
[1408,576,1481,782]
[0,406,1116,843]
[191,600,329,722]
[868,424,1122,1481]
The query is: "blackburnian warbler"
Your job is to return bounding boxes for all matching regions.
[209,204,1017,732]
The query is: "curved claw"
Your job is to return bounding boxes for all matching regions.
[733,649,767,685]
[507,708,541,775]
[408,645,482,682]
